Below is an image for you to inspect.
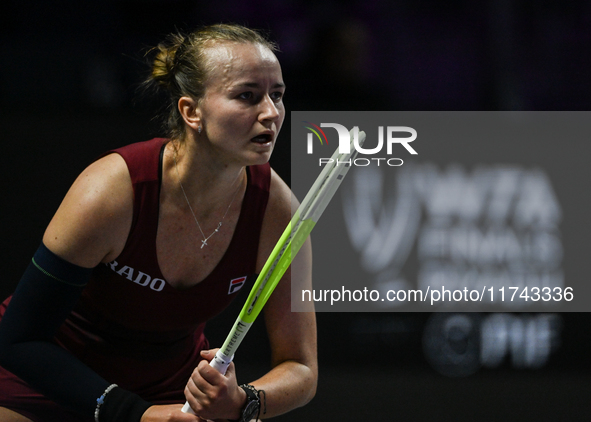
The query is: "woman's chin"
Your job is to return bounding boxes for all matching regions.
[247,142,274,164]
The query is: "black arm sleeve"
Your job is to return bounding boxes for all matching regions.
[0,243,151,420]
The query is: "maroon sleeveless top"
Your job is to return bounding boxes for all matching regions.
[55,138,271,400]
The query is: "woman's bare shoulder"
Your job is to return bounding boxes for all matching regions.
[268,168,293,216]
[42,153,134,267]
[256,168,294,270]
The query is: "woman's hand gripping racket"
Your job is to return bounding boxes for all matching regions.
[182,128,366,414]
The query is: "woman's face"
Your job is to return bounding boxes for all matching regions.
[196,42,286,166]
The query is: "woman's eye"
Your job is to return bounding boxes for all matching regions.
[238,92,254,100]
[271,92,284,102]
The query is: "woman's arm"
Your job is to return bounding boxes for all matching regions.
[0,154,170,420]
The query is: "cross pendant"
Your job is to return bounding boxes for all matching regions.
[201,240,207,248]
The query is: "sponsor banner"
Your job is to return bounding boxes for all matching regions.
[290,111,591,311]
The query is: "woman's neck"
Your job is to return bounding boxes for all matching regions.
[164,139,247,218]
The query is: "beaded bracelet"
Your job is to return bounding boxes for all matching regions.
[94,384,118,422]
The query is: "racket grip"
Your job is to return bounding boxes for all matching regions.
[181,401,196,414]
[181,351,235,414]
[210,350,234,374]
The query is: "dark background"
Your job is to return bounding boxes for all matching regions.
[1,1,590,421]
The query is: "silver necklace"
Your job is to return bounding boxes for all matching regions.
[174,154,241,248]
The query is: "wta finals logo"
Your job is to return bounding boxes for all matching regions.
[302,122,417,166]
[342,163,564,310]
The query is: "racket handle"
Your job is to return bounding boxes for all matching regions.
[181,351,235,414]
[181,401,195,414]
[209,350,234,374]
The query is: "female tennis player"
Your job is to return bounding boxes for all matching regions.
[0,24,317,422]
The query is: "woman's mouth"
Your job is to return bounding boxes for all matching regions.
[251,134,273,144]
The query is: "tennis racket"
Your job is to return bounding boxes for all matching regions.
[182,127,366,414]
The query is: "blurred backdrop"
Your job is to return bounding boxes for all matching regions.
[1,1,590,421]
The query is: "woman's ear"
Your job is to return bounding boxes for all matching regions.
[178,96,202,132]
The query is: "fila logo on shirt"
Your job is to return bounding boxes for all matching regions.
[228,276,247,295]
